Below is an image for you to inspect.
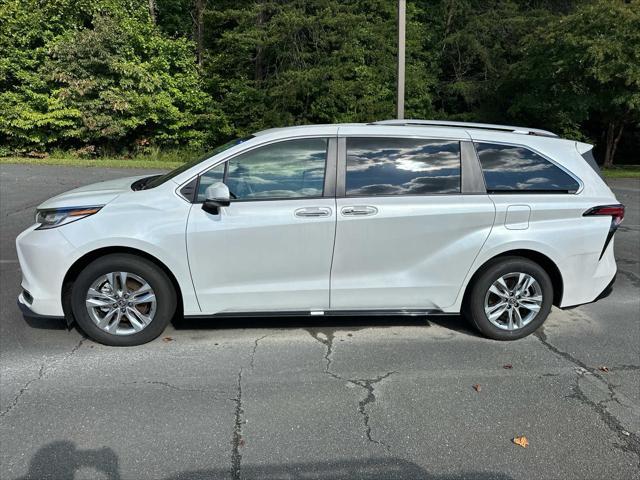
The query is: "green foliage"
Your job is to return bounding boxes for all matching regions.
[205,0,436,135]
[0,0,638,164]
[505,0,640,135]
[0,0,228,154]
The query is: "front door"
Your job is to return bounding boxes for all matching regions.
[187,136,337,314]
[330,131,495,311]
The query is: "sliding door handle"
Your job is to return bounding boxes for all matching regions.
[295,207,332,218]
[341,205,378,216]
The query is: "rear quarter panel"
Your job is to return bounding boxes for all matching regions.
[447,132,619,311]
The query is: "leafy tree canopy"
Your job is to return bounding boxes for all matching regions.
[0,0,637,164]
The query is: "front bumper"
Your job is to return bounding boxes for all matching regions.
[16,224,77,317]
[17,293,64,321]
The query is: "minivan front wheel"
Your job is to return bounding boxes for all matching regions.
[71,254,176,346]
[465,257,553,340]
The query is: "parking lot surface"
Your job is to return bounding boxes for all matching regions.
[1,164,638,479]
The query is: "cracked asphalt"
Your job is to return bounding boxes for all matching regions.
[1,164,639,480]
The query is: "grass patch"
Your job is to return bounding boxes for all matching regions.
[602,166,640,179]
[0,156,182,170]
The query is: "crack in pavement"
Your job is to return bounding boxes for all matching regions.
[230,368,244,480]
[308,330,395,450]
[124,380,223,396]
[535,329,640,465]
[249,334,270,370]
[609,364,640,372]
[228,334,268,479]
[350,372,396,450]
[307,329,335,374]
[568,370,640,467]
[0,338,85,418]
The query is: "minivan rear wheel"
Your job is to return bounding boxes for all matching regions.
[71,254,176,346]
[465,257,553,340]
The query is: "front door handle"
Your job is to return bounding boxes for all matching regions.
[295,207,332,218]
[341,205,378,216]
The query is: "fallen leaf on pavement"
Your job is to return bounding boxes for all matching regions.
[598,366,609,373]
[162,336,174,342]
[513,436,529,448]
[503,364,513,369]
[473,384,481,392]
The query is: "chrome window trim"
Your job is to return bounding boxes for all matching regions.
[473,140,584,194]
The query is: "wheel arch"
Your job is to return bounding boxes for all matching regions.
[462,249,564,308]
[61,246,184,326]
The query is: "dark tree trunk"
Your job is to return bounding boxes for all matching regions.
[194,0,206,67]
[604,121,624,168]
[148,0,157,24]
[254,4,265,83]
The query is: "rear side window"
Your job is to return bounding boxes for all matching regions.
[345,137,461,196]
[475,143,580,193]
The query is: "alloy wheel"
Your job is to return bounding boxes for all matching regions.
[85,271,157,335]
[483,272,543,331]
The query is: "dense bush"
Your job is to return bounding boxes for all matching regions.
[0,0,228,154]
[0,0,638,164]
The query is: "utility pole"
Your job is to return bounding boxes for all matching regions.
[397,0,406,119]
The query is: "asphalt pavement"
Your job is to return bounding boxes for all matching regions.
[1,164,638,480]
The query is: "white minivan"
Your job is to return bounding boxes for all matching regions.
[16,120,623,346]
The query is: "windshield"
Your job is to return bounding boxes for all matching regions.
[143,137,254,189]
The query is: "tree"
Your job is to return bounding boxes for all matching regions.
[203,0,437,136]
[1,0,638,163]
[0,0,227,153]
[193,0,207,66]
[505,0,640,166]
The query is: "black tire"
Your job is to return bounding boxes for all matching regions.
[464,256,553,340]
[71,254,177,346]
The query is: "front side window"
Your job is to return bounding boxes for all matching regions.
[197,138,328,201]
[475,142,580,193]
[144,137,252,190]
[345,137,461,196]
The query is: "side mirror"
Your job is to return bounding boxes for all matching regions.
[202,182,231,215]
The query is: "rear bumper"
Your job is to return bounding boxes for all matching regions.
[561,273,616,310]
[594,273,616,302]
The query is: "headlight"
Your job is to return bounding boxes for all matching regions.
[35,206,102,230]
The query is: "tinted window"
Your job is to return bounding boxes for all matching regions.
[476,143,580,193]
[345,138,461,196]
[145,137,252,189]
[196,163,225,201]
[199,138,327,201]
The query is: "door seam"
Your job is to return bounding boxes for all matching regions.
[328,130,340,309]
[184,203,203,312]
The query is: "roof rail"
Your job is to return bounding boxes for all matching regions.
[370,119,558,138]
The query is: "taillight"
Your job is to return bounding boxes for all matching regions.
[583,204,625,259]
[583,204,625,226]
